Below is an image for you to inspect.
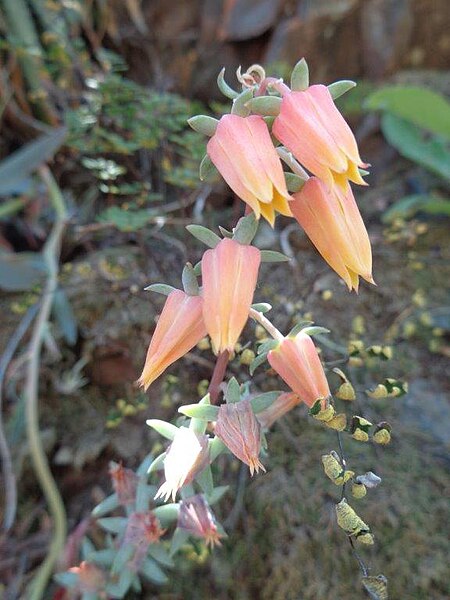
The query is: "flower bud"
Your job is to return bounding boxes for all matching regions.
[215,399,265,475]
[68,561,106,594]
[178,494,224,548]
[109,462,138,506]
[123,511,165,571]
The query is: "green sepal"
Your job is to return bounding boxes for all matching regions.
[232,87,254,117]
[218,225,233,238]
[146,419,179,440]
[91,493,119,517]
[251,302,272,313]
[170,528,190,555]
[186,224,221,248]
[193,260,202,276]
[111,543,134,575]
[187,115,219,136]
[260,250,290,263]
[97,517,128,535]
[153,503,180,526]
[209,436,227,461]
[251,391,280,413]
[285,172,307,193]
[199,154,218,181]
[140,557,168,585]
[309,398,322,416]
[148,543,174,568]
[85,548,115,566]
[182,262,199,296]
[328,80,357,100]
[359,168,370,176]
[144,283,177,295]
[54,572,79,589]
[217,68,239,99]
[179,403,219,421]
[207,485,229,505]
[249,352,269,376]
[233,212,258,244]
[257,339,279,354]
[225,377,241,403]
[301,326,331,337]
[288,319,314,337]
[196,465,214,495]
[147,452,166,474]
[291,58,309,91]
[246,96,282,116]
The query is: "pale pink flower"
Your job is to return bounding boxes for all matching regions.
[178,494,224,548]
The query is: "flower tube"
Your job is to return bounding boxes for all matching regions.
[178,494,224,548]
[290,177,373,291]
[201,238,261,355]
[268,332,330,407]
[256,392,302,429]
[273,84,368,189]
[207,114,292,225]
[138,290,207,390]
[155,427,210,502]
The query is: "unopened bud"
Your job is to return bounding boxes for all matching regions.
[366,384,389,399]
[335,499,370,536]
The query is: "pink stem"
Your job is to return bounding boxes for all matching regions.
[256,77,291,97]
[208,350,230,405]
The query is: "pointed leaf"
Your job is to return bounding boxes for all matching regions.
[288,320,314,337]
[217,68,238,99]
[186,224,221,248]
[196,465,214,495]
[147,452,166,475]
[250,391,281,413]
[257,339,279,355]
[92,493,119,517]
[170,528,190,555]
[249,352,269,376]
[209,436,227,461]
[97,517,127,534]
[52,288,77,345]
[231,87,254,117]
[233,212,259,244]
[187,115,219,136]
[148,543,174,567]
[251,302,272,313]
[291,58,309,91]
[153,503,180,526]
[218,226,233,238]
[260,250,290,263]
[146,419,179,440]
[328,80,357,100]
[301,326,330,337]
[246,96,282,116]
[225,377,241,403]
[179,404,219,421]
[144,283,177,295]
[182,263,199,296]
[86,548,116,566]
[285,172,307,192]
[199,154,218,181]
[207,485,229,505]
[54,572,79,588]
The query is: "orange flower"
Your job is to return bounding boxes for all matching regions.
[290,177,373,291]
[273,84,368,189]
[267,332,330,407]
[256,392,302,429]
[138,290,207,390]
[178,494,224,548]
[201,238,261,355]
[214,399,265,475]
[207,114,292,225]
[155,427,210,502]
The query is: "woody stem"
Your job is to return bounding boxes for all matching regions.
[249,309,284,342]
[208,350,230,404]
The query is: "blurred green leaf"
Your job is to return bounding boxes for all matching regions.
[366,86,450,138]
[0,198,27,219]
[381,113,450,181]
[52,288,77,345]
[0,252,47,291]
[0,128,66,196]
[382,194,450,222]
